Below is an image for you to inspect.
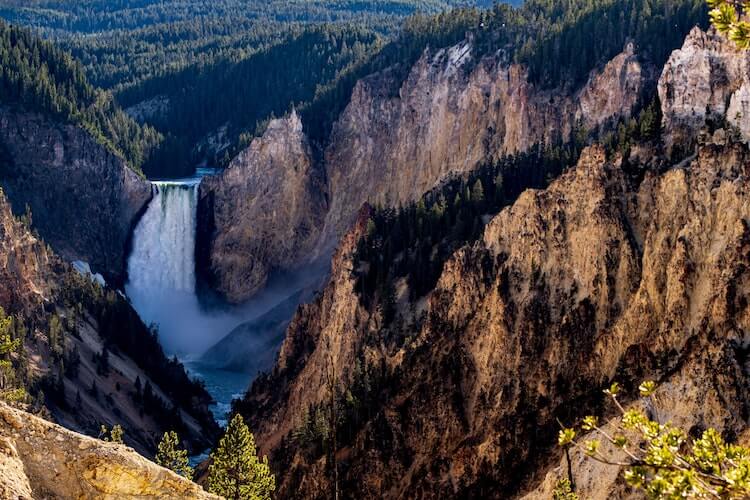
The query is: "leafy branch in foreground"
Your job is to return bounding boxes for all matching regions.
[708,0,750,48]
[558,381,750,499]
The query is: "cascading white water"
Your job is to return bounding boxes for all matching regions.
[125,172,235,355]
[128,182,198,295]
[124,169,326,425]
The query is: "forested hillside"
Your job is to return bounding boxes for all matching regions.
[0,20,160,172]
[0,0,502,92]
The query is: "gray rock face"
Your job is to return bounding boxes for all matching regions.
[659,27,750,149]
[0,107,151,284]
[197,110,326,303]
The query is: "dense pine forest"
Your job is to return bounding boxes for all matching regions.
[0,0,706,178]
[0,20,160,173]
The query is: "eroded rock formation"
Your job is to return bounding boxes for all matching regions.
[0,402,216,499]
[240,137,750,498]
[197,110,326,303]
[659,26,750,149]
[0,106,152,284]
[319,41,646,253]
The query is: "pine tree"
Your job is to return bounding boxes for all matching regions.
[156,431,193,480]
[207,414,275,500]
[0,307,23,402]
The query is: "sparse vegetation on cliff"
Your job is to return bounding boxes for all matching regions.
[0,20,160,172]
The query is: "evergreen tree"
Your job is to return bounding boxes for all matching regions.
[0,307,23,402]
[207,414,275,500]
[156,431,193,480]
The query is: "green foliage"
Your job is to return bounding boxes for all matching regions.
[99,423,124,443]
[0,306,25,403]
[510,0,707,89]
[0,20,160,173]
[553,478,580,500]
[207,414,276,500]
[708,0,750,48]
[156,431,193,480]
[561,381,750,498]
[355,140,584,313]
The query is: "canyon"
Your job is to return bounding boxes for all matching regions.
[0,2,746,497]
[234,26,750,498]
[197,36,648,304]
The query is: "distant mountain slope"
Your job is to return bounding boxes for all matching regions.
[0,20,160,173]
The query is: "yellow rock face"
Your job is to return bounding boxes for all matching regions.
[0,402,219,499]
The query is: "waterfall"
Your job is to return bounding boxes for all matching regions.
[125,175,225,355]
[127,182,198,295]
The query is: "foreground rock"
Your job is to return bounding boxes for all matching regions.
[0,106,151,284]
[0,402,217,499]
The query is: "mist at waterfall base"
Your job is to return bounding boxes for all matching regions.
[124,170,324,425]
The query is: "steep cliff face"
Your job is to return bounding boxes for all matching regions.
[0,402,217,499]
[319,41,646,253]
[659,26,750,149]
[240,136,750,498]
[0,186,216,456]
[197,110,326,303]
[0,106,151,285]
[200,41,647,303]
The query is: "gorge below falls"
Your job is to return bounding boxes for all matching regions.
[124,168,305,425]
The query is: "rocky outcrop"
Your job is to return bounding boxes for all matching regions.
[0,402,217,499]
[659,27,750,149]
[200,41,647,303]
[241,137,750,498]
[197,110,326,303]
[0,106,151,284]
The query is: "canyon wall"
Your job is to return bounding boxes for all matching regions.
[0,186,216,455]
[0,106,151,285]
[234,26,750,498]
[318,40,646,255]
[199,41,647,303]
[660,26,750,148]
[242,137,750,498]
[197,110,326,303]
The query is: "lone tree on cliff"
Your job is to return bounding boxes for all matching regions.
[708,0,750,48]
[207,413,275,500]
[156,431,193,479]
